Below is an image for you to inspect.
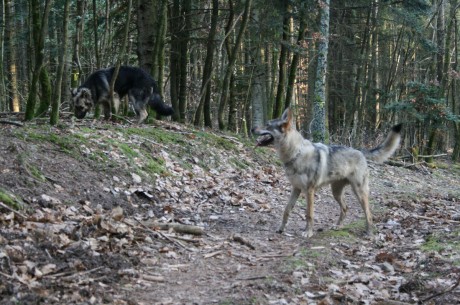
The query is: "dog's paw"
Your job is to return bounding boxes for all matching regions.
[301,230,314,239]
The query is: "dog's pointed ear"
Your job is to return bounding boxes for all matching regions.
[281,108,292,131]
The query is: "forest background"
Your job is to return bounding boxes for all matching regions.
[1,0,460,161]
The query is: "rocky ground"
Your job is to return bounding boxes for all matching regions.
[0,118,459,305]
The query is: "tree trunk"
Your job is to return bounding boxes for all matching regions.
[137,0,158,72]
[71,0,86,91]
[152,0,168,92]
[169,0,181,121]
[251,48,266,129]
[92,0,100,68]
[285,15,306,109]
[50,0,70,125]
[311,0,330,143]
[109,0,132,119]
[0,0,6,111]
[25,0,53,121]
[218,0,252,130]
[178,0,191,123]
[273,0,292,118]
[35,68,51,117]
[194,0,218,127]
[5,0,19,112]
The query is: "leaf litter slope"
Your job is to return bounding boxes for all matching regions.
[0,121,459,304]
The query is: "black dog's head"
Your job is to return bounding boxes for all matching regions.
[252,108,293,147]
[71,88,94,119]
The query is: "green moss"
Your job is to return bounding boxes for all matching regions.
[117,143,139,160]
[421,235,445,252]
[145,157,166,175]
[0,189,23,210]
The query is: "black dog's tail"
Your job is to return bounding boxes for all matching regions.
[149,93,174,116]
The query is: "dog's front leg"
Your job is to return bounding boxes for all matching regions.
[277,187,301,233]
[302,187,315,238]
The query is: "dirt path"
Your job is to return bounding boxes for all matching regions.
[1,122,459,304]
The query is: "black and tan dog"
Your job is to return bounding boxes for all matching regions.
[71,66,174,123]
[252,108,402,238]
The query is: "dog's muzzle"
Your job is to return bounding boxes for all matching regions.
[74,108,88,119]
[252,127,274,147]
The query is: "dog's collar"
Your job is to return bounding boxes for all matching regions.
[283,151,301,168]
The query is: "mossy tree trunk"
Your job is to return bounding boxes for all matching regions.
[311,0,330,143]
[24,0,53,121]
[194,0,218,127]
[50,0,70,125]
[217,0,251,130]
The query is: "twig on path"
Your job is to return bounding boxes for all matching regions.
[236,275,269,281]
[230,234,255,250]
[140,219,204,235]
[136,219,196,252]
[0,201,27,219]
[412,214,460,224]
[421,276,460,303]
[0,120,24,127]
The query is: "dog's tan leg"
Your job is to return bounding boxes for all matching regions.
[302,187,315,238]
[351,180,373,235]
[277,187,301,233]
[331,180,348,228]
[137,109,148,124]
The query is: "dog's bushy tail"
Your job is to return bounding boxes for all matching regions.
[149,93,174,116]
[363,124,402,163]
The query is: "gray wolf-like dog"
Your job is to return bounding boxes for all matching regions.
[252,108,402,238]
[71,66,174,123]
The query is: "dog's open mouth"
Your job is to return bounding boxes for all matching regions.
[256,133,274,147]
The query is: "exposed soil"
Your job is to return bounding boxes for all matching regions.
[0,119,459,305]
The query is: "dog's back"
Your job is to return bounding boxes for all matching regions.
[72,66,174,121]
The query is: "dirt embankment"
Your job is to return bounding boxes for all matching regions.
[1,121,459,304]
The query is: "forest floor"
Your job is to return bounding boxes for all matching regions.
[0,117,460,305]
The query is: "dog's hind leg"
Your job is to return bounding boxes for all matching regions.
[350,177,373,235]
[331,179,349,228]
[302,187,315,238]
[277,187,301,234]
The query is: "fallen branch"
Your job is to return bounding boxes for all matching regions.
[136,219,196,252]
[412,214,460,224]
[421,276,460,303]
[0,201,27,219]
[0,120,24,127]
[141,220,204,235]
[230,234,255,250]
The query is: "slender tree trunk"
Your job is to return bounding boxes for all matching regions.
[92,0,100,68]
[152,0,168,92]
[452,13,460,161]
[194,0,218,127]
[0,0,5,111]
[25,0,53,121]
[285,15,306,109]
[169,0,181,121]
[218,0,252,130]
[109,0,132,118]
[71,0,86,91]
[178,0,191,123]
[312,0,330,143]
[5,0,19,112]
[50,0,70,125]
[273,0,291,118]
[251,47,265,129]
